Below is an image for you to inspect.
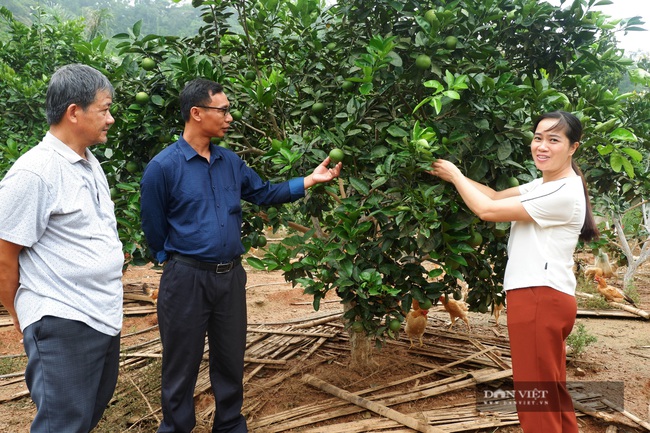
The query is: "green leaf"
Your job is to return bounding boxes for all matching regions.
[496,141,513,161]
[116,183,137,191]
[609,128,637,142]
[246,257,268,270]
[151,95,164,106]
[386,125,409,137]
[610,153,623,173]
[349,177,370,195]
[621,158,635,178]
[132,20,143,38]
[432,97,442,114]
[621,147,643,162]
[443,90,460,100]
[73,44,92,56]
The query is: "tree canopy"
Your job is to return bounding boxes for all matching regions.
[0,0,648,351]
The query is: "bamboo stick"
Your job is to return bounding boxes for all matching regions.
[469,339,511,370]
[247,327,337,338]
[302,374,445,433]
[576,292,650,319]
[601,398,650,431]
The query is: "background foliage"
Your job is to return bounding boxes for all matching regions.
[0,0,202,37]
[0,0,648,343]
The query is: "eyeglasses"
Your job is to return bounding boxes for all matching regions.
[196,105,231,115]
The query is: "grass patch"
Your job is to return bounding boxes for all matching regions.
[567,323,597,360]
[95,359,163,433]
[0,354,27,376]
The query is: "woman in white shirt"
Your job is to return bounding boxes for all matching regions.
[429,111,599,433]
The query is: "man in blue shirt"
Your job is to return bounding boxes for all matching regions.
[140,78,341,433]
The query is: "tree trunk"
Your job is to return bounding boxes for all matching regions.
[613,214,650,289]
[343,301,376,371]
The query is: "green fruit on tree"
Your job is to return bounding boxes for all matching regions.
[351,322,364,333]
[507,176,520,187]
[453,291,463,300]
[125,161,139,174]
[329,148,345,163]
[141,57,156,71]
[256,235,267,248]
[110,187,119,199]
[424,9,438,25]
[135,91,149,105]
[415,54,432,70]
[244,70,256,81]
[468,231,483,247]
[445,35,458,50]
[300,114,312,126]
[388,319,401,332]
[230,110,243,121]
[478,269,490,279]
[341,80,355,92]
[203,14,214,23]
[419,298,433,310]
[311,102,326,114]
[326,42,336,50]
[191,0,204,7]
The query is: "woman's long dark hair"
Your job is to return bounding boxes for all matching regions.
[533,111,600,242]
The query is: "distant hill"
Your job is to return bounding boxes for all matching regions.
[0,0,203,38]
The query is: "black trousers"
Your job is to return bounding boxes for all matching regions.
[156,259,248,433]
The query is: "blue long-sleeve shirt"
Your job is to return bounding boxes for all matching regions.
[140,136,305,264]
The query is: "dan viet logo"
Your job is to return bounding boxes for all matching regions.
[477,382,624,413]
[479,388,550,410]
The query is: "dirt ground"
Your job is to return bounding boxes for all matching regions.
[1,250,649,433]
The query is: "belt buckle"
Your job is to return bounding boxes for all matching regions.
[215,262,233,274]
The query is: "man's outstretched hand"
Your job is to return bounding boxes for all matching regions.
[304,157,342,188]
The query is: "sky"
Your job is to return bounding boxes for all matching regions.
[547,0,649,53]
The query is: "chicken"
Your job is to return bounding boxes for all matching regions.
[492,300,504,328]
[439,295,471,332]
[143,283,159,305]
[405,299,429,348]
[594,275,636,306]
[583,265,604,280]
[594,250,615,278]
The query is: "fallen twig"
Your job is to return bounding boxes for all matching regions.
[302,374,445,433]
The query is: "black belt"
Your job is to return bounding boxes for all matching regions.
[170,254,241,274]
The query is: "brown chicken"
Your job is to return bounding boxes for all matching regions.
[492,301,504,328]
[583,265,604,280]
[594,275,635,306]
[143,283,159,305]
[405,299,429,348]
[439,295,471,332]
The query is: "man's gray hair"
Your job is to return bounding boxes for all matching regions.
[46,64,114,125]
